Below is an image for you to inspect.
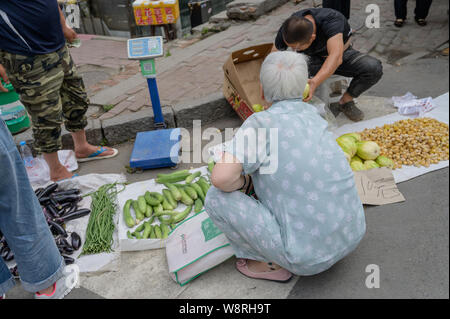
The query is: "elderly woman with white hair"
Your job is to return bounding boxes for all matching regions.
[204,51,366,282]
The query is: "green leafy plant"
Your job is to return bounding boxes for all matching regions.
[103,104,114,112]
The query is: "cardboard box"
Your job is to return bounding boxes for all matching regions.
[222,43,273,121]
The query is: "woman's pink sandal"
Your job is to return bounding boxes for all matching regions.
[235,259,293,283]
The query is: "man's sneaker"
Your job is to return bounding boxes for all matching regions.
[329,102,342,117]
[339,101,364,122]
[35,273,74,299]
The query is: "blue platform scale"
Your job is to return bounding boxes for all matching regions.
[127,36,180,169]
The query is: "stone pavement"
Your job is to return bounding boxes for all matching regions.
[66,0,448,128]
[12,0,448,148]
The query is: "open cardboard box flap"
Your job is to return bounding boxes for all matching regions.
[223,43,273,120]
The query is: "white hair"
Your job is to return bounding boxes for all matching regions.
[259,51,309,103]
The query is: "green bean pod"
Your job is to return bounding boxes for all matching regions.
[138,195,147,213]
[162,196,174,210]
[154,225,162,239]
[155,172,191,184]
[185,171,201,184]
[194,198,203,214]
[171,205,193,224]
[178,187,194,206]
[158,215,173,224]
[149,192,164,203]
[183,185,198,200]
[145,204,153,217]
[149,226,156,239]
[157,169,190,179]
[197,177,210,194]
[127,230,133,239]
[162,188,178,208]
[153,203,163,214]
[191,182,205,202]
[164,183,182,201]
[132,231,142,239]
[132,200,145,223]
[145,191,161,206]
[135,221,146,233]
[142,222,152,239]
[208,159,215,173]
[160,224,170,239]
[123,199,135,228]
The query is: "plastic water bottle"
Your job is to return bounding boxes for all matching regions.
[19,141,34,168]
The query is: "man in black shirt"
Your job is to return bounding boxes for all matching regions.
[274,8,383,122]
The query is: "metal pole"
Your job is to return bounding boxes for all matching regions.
[146,77,166,128]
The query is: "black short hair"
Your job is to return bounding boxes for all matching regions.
[281,15,314,45]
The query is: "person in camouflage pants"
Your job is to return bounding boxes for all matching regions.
[0,45,88,154]
[0,1,117,182]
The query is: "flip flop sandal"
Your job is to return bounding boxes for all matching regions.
[394,19,405,27]
[235,258,293,283]
[76,146,119,163]
[56,173,79,183]
[415,17,427,26]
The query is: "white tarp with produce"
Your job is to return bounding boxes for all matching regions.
[57,173,126,274]
[117,166,210,251]
[24,174,126,275]
[332,92,449,183]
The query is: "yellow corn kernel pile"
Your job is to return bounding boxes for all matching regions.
[359,118,449,169]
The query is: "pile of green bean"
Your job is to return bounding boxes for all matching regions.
[82,182,124,255]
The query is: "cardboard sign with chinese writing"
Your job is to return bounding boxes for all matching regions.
[354,167,405,206]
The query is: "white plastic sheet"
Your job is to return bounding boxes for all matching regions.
[27,150,78,186]
[58,173,126,274]
[24,174,126,274]
[117,166,209,252]
[333,92,449,184]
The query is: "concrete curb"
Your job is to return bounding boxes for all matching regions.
[101,106,176,145]
[13,91,238,151]
[172,92,236,129]
[226,0,289,20]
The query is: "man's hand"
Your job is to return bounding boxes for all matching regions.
[303,78,318,102]
[59,4,77,43]
[303,33,344,102]
[0,64,10,92]
[63,26,78,43]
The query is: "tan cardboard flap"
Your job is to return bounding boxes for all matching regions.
[354,167,406,206]
[236,59,265,106]
[223,43,273,107]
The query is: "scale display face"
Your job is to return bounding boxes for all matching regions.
[127,36,164,60]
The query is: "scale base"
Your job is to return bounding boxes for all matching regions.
[129,128,181,170]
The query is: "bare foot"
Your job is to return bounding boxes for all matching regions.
[246,260,281,273]
[50,165,74,182]
[75,145,114,159]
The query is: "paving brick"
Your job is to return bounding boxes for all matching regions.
[128,92,151,112]
[221,35,248,49]
[109,100,132,115]
[126,86,146,96]
[106,94,128,106]
[99,111,116,120]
